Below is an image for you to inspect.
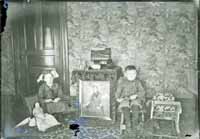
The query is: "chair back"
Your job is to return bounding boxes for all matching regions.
[24,95,38,115]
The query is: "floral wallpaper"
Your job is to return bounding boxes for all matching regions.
[1,28,15,95]
[66,2,197,98]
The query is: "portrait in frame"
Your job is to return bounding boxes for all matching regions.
[79,80,111,120]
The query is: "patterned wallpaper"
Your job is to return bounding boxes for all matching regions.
[1,28,15,95]
[67,2,197,98]
[1,2,197,98]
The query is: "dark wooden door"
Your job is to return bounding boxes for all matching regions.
[12,1,68,96]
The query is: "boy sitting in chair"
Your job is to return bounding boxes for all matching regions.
[115,65,145,135]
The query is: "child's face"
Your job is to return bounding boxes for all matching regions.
[125,70,137,81]
[35,102,40,108]
[44,73,54,87]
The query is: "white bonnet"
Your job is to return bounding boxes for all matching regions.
[37,69,59,83]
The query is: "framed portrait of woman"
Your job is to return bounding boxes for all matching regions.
[79,80,111,120]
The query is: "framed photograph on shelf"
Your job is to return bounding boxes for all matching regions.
[79,80,111,120]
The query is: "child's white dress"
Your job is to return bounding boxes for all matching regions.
[32,106,61,132]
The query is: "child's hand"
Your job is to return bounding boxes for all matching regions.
[116,98,123,103]
[130,95,138,100]
[54,97,61,103]
[45,99,53,103]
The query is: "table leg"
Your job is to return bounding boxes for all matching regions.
[175,114,180,134]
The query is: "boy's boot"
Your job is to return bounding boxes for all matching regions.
[126,123,132,135]
[131,107,139,137]
[123,107,132,134]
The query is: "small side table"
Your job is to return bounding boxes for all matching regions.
[150,101,182,139]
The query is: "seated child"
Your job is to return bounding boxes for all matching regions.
[37,69,68,116]
[115,65,145,134]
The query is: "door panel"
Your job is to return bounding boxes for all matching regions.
[12,1,66,96]
[29,55,55,67]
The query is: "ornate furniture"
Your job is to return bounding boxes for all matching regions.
[71,66,122,122]
[150,93,182,139]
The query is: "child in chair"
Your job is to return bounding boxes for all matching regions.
[115,65,145,135]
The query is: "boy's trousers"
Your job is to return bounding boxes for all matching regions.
[121,105,139,132]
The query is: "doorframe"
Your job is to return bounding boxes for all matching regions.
[58,2,70,95]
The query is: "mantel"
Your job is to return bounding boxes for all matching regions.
[71,66,123,84]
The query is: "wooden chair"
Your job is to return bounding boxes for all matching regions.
[24,95,39,115]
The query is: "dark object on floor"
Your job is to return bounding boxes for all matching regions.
[69,124,80,136]
[185,134,192,137]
